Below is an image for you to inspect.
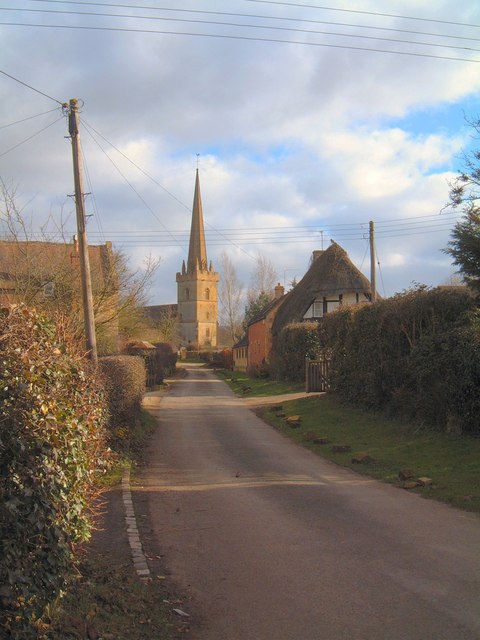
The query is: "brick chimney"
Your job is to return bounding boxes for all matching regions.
[274,282,285,299]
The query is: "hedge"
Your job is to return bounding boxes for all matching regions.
[0,306,109,636]
[321,287,480,434]
[98,355,146,431]
[152,342,177,378]
[270,322,321,381]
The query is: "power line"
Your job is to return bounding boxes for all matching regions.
[244,0,480,30]
[80,118,186,252]
[80,119,257,262]
[25,0,480,44]
[36,219,457,247]
[0,107,59,130]
[375,246,386,297]
[45,212,459,238]
[0,68,64,105]
[0,115,64,158]
[79,136,106,243]
[80,117,191,212]
[4,7,480,53]
[1,21,478,63]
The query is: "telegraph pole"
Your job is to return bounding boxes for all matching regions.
[369,220,377,303]
[68,98,98,364]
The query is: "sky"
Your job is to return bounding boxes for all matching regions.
[1,0,480,309]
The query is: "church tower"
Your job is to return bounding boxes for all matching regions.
[176,170,219,348]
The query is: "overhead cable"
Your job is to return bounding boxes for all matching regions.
[1,22,478,63]
[0,115,64,158]
[25,0,480,44]
[244,0,480,30]
[0,68,64,105]
[4,7,480,53]
[0,108,59,130]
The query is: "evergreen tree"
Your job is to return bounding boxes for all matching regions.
[445,209,480,294]
[444,117,480,296]
[243,291,272,332]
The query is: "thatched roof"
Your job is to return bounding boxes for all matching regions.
[272,242,372,335]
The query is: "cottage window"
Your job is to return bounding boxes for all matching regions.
[326,300,340,313]
[303,296,342,320]
[303,300,324,319]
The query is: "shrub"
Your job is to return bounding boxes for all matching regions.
[271,322,321,381]
[152,342,177,379]
[402,324,480,434]
[321,287,479,433]
[0,306,109,635]
[98,355,146,430]
[199,349,233,369]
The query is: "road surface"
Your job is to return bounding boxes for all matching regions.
[136,364,480,640]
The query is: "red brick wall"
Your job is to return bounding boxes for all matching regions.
[248,320,266,369]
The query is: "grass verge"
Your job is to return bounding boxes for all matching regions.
[216,369,304,397]
[41,554,178,640]
[261,393,480,514]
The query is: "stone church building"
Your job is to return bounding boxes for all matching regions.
[143,170,218,349]
[176,170,218,348]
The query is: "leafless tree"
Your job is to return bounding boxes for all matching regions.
[247,253,277,304]
[123,305,179,346]
[0,182,160,354]
[218,250,245,345]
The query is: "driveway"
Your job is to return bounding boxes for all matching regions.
[136,363,480,640]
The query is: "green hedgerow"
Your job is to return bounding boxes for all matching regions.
[0,305,109,637]
[99,355,146,429]
[271,322,321,381]
[321,286,480,434]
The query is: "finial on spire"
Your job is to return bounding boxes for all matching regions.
[196,153,200,170]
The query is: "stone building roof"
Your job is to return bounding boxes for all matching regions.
[272,242,372,335]
[0,239,115,298]
[143,303,178,322]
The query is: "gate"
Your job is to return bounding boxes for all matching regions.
[305,356,331,392]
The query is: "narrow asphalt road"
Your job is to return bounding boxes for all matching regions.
[136,364,480,640]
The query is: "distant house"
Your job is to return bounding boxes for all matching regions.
[0,238,119,349]
[272,242,372,338]
[232,333,248,372]
[235,243,373,373]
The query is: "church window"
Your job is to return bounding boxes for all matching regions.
[205,288,210,300]
[186,288,190,300]
[206,312,210,320]
[206,328,210,337]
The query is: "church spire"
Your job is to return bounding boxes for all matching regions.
[187,169,208,273]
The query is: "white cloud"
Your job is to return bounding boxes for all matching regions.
[0,0,478,304]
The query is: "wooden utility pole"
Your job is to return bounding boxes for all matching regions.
[68,98,98,363]
[369,220,377,303]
